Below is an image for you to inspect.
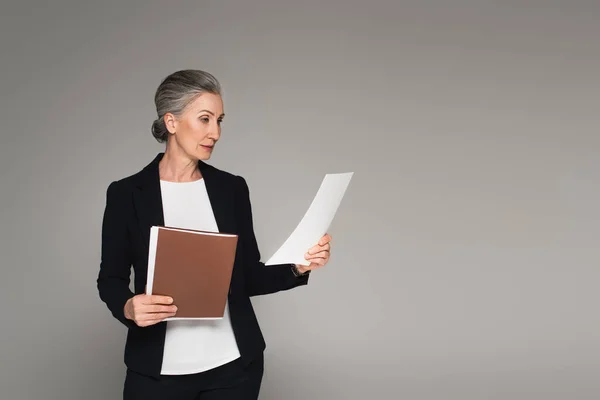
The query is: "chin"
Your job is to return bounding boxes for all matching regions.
[197,150,213,161]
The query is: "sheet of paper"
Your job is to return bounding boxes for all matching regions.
[145,226,159,295]
[265,172,353,266]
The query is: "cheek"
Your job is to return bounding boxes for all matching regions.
[192,121,210,139]
[181,121,208,141]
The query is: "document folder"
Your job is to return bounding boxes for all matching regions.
[145,226,238,320]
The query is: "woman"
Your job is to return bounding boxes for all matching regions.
[97,69,332,400]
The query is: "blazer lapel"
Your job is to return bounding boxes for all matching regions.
[199,161,239,296]
[199,161,236,235]
[133,153,165,251]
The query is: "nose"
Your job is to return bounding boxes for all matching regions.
[207,122,221,141]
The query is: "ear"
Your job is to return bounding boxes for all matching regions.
[164,112,177,134]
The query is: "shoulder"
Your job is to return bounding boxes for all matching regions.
[104,171,142,196]
[102,165,150,205]
[201,163,248,192]
[203,163,239,181]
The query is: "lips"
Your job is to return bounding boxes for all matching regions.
[200,144,214,149]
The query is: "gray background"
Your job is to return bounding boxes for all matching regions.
[1,1,599,399]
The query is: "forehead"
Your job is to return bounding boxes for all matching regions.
[186,93,224,114]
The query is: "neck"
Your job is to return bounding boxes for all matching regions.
[158,145,202,182]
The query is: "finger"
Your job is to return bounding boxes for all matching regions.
[305,260,327,269]
[146,295,174,305]
[319,233,332,246]
[307,244,328,256]
[309,240,332,254]
[306,242,323,255]
[139,311,177,322]
[307,258,327,267]
[305,250,330,259]
[140,316,172,327]
[144,305,177,314]
[304,258,327,268]
[305,262,325,270]
[313,254,330,265]
[305,255,327,264]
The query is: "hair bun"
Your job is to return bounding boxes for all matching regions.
[151,118,169,143]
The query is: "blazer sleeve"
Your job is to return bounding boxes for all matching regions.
[235,176,310,296]
[96,181,137,329]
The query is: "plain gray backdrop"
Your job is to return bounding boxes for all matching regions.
[1,1,599,399]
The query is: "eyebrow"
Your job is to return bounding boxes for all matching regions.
[198,109,225,117]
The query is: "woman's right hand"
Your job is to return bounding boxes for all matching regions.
[124,294,177,327]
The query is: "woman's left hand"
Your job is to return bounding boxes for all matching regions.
[296,233,332,274]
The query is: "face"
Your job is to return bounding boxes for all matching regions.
[164,92,224,161]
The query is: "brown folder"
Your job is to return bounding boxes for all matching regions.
[145,226,238,319]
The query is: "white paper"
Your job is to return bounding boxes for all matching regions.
[265,172,353,266]
[145,226,159,295]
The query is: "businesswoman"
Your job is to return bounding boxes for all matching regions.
[97,69,332,400]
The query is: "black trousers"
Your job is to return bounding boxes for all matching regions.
[123,353,264,400]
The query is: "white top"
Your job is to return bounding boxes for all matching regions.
[159,178,241,375]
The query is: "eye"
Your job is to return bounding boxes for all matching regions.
[200,117,210,123]
[217,119,223,125]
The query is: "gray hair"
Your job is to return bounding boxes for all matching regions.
[151,69,222,143]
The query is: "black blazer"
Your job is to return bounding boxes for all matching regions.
[97,153,309,378]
